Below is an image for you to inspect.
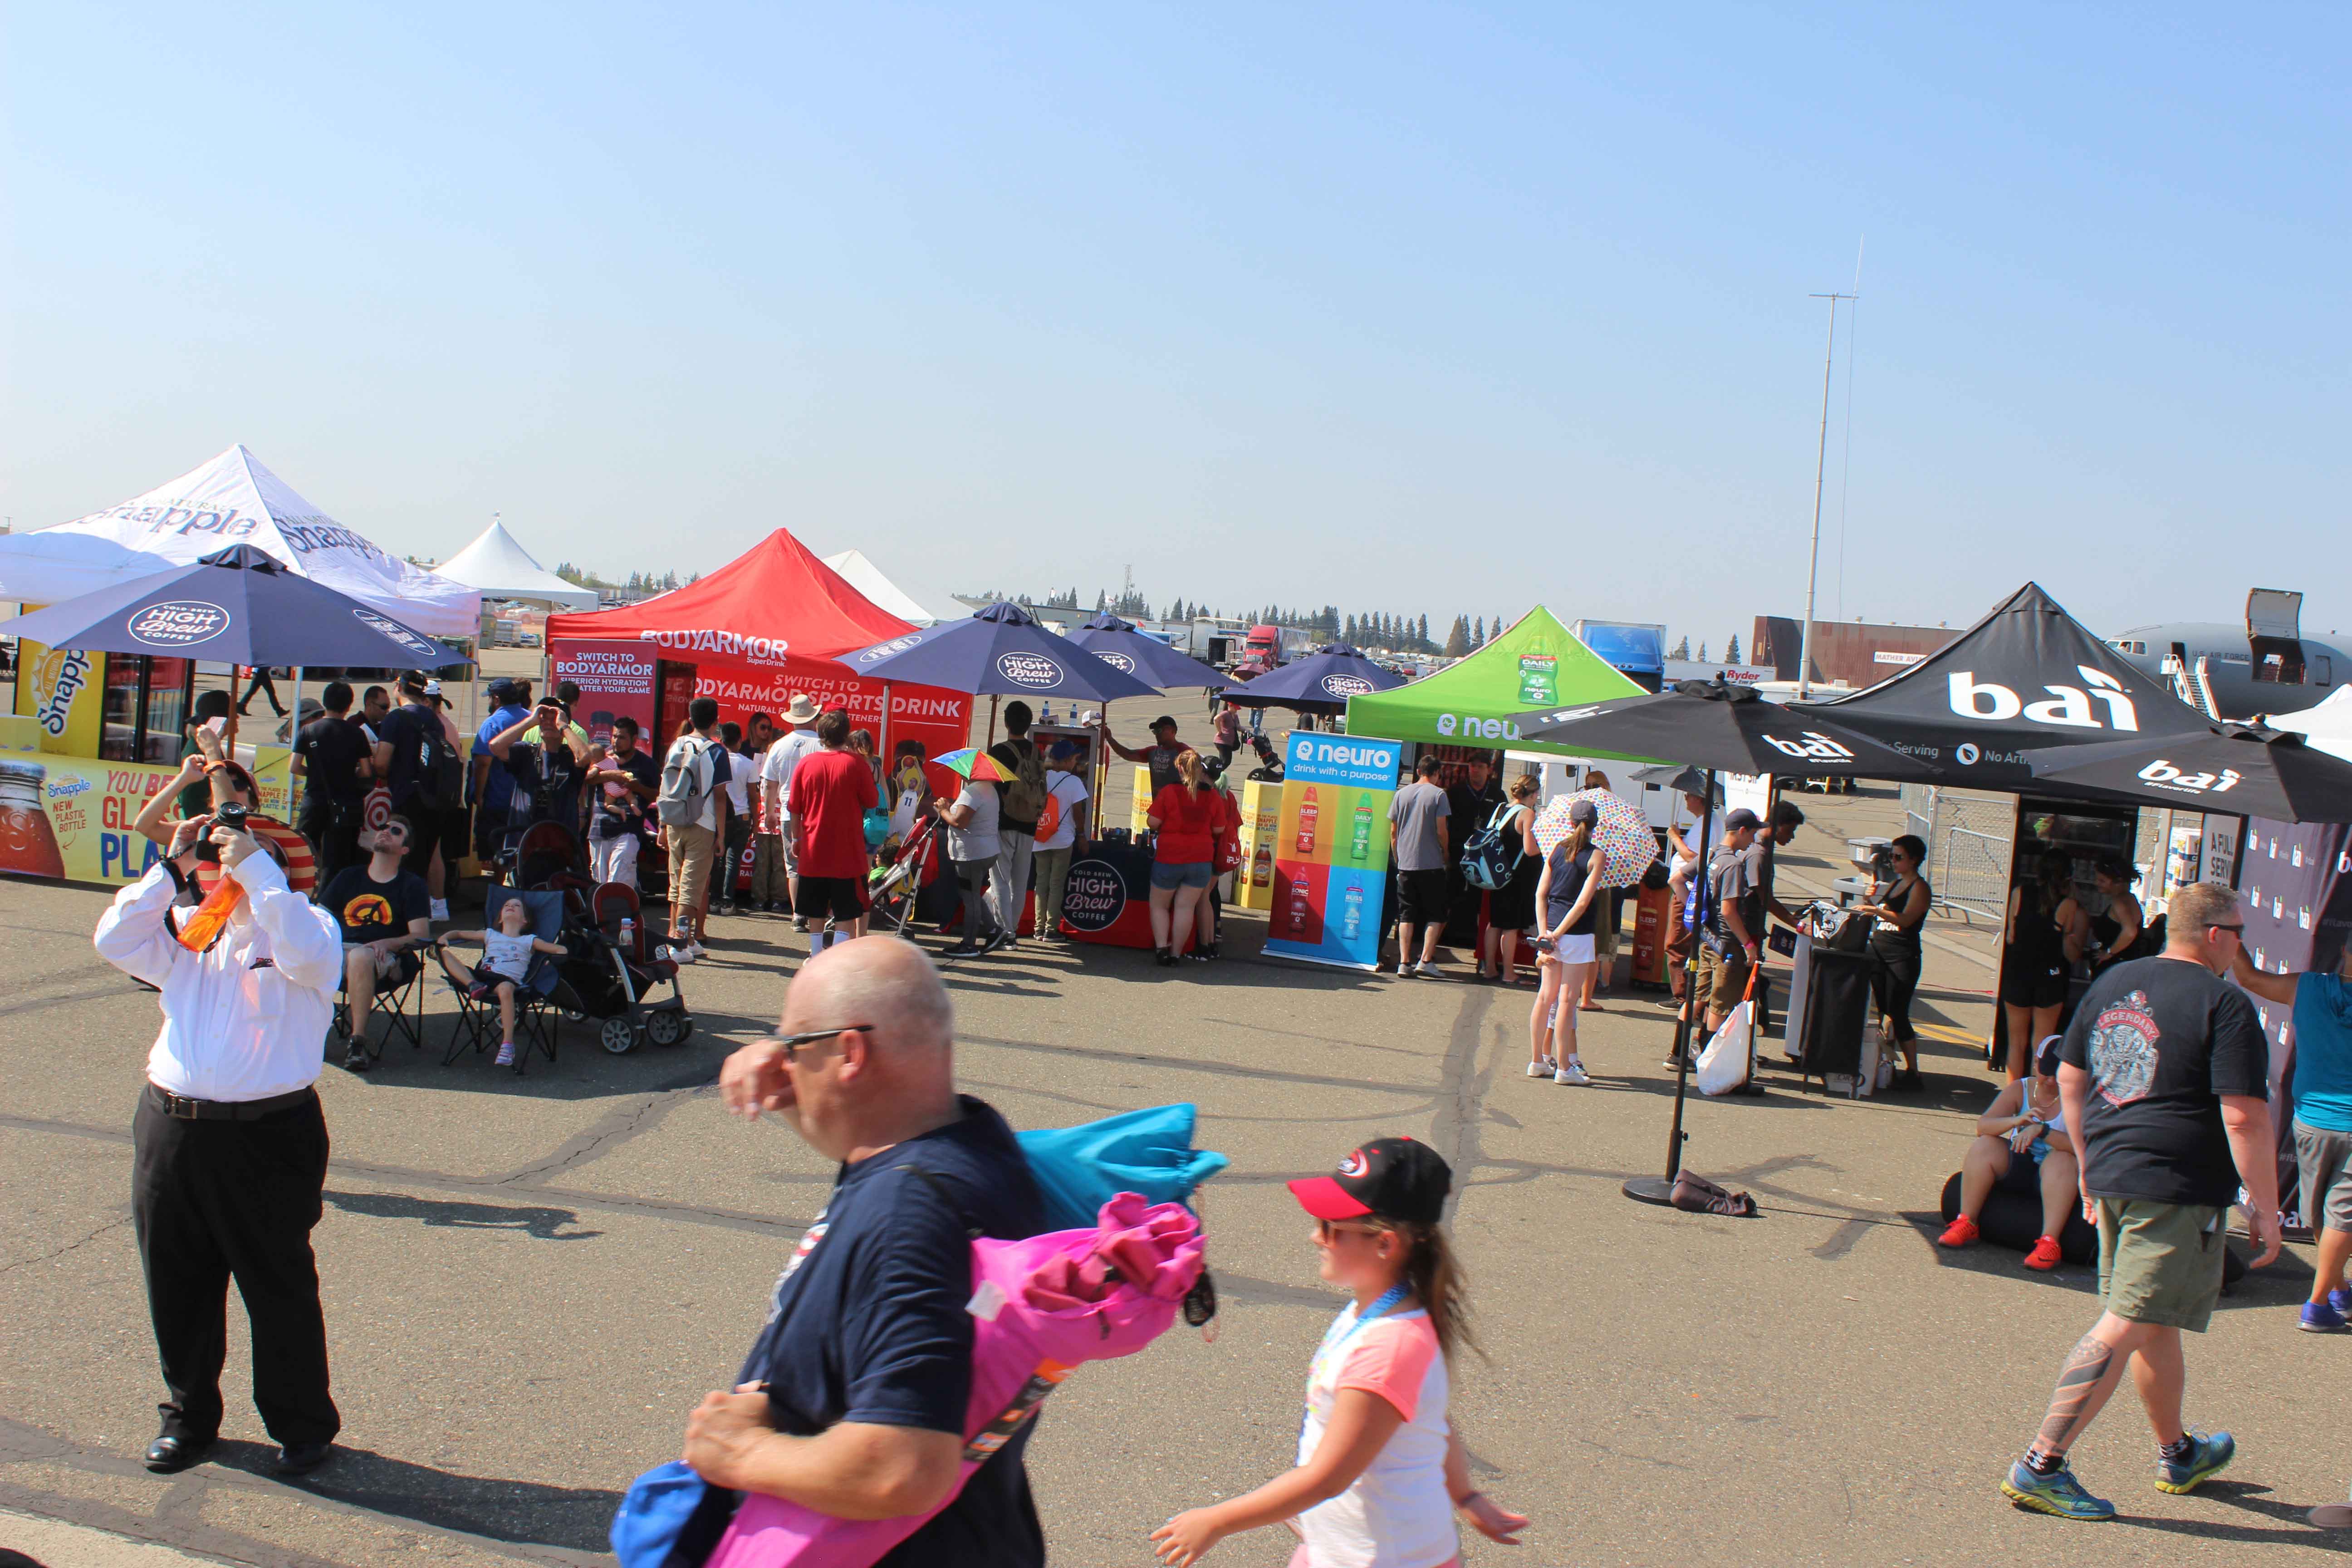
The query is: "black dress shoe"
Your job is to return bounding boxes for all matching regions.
[144,1433,214,1472]
[273,1441,334,1475]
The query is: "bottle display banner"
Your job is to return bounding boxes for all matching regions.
[1264,732,1403,970]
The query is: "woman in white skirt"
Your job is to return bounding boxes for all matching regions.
[1527,799,1601,1085]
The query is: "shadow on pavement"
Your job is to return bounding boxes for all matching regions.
[324,1188,604,1241]
[212,1438,625,1553]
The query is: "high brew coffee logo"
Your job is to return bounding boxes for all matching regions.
[353,608,443,661]
[997,652,1063,689]
[1061,860,1126,931]
[854,635,921,664]
[127,600,228,647]
[1095,651,1137,673]
[1319,674,1373,698]
[1945,666,2139,731]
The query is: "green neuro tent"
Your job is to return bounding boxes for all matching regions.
[1344,606,1644,754]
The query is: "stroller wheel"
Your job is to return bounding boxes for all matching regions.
[646,1009,691,1048]
[598,1016,639,1055]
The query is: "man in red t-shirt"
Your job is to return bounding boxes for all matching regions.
[785,707,881,951]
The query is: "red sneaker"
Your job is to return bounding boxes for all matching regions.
[2023,1235,2063,1271]
[1937,1214,1980,1249]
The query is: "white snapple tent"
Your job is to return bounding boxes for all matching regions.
[822,549,943,627]
[434,517,599,610]
[2,446,480,638]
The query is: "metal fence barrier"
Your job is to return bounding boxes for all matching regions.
[1900,784,2015,926]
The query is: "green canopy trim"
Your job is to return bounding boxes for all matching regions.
[1344,607,1650,758]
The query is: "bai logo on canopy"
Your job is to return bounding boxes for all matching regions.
[996,652,1063,689]
[2135,760,2242,796]
[127,600,228,648]
[1760,730,1858,762]
[1947,666,2139,731]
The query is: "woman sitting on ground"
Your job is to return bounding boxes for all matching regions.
[1855,833,1932,1089]
[2086,855,2145,974]
[1939,1036,2076,1271]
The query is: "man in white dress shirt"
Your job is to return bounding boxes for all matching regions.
[93,810,345,1476]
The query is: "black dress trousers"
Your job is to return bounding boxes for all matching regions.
[131,1088,339,1446]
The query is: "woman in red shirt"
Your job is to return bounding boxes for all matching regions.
[1147,749,1226,967]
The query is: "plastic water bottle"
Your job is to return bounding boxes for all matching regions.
[619,916,636,954]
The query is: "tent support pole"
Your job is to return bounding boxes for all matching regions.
[1625,768,1716,1206]
[985,693,998,750]
[878,682,892,769]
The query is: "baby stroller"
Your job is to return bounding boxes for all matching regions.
[557,882,694,1054]
[867,813,942,937]
[496,818,586,891]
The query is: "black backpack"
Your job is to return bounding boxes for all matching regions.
[409,708,466,810]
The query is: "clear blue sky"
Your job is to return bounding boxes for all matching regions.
[7,4,2345,647]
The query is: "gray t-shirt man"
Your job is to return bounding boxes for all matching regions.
[1388,780,1451,873]
[1703,841,1761,954]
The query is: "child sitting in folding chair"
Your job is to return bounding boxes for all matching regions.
[432,898,567,1068]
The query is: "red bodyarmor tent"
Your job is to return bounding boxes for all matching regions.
[545,530,970,760]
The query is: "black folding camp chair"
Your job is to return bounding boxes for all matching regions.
[334,947,428,1066]
[440,886,569,1074]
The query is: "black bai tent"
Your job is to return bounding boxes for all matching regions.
[1789,583,2210,788]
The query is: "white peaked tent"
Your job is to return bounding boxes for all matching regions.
[11,446,480,638]
[434,518,599,609]
[2268,684,2352,764]
[822,549,941,627]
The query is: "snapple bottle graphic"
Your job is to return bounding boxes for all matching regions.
[1342,883,1364,942]
[1295,787,1320,855]
[1251,839,1273,887]
[0,760,64,880]
[1286,873,1313,937]
[1350,794,1373,862]
[1518,641,1559,706]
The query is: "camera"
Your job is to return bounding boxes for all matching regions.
[215,802,250,834]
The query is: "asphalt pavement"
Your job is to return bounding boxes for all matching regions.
[3,779,2347,1567]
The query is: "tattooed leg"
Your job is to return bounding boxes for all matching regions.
[2029,1320,2136,1459]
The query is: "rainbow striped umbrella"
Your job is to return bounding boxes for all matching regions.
[934,747,1013,783]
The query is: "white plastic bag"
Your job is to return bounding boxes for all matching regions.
[1695,1001,1753,1096]
[1852,1033,1881,1099]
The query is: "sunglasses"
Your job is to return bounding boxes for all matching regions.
[766,1024,874,1064]
[1314,1218,1383,1242]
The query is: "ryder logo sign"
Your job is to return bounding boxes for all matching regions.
[1760,730,1857,762]
[2134,760,2243,796]
[127,600,228,648]
[1946,666,2139,731]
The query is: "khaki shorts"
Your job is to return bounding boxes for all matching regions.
[667,822,718,921]
[2296,1120,2352,1234]
[2095,1198,2227,1333]
[1695,942,1751,1014]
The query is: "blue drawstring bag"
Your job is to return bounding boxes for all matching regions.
[612,1103,1227,1566]
[1017,1103,1229,1231]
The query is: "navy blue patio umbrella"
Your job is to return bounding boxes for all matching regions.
[1217,643,1404,715]
[0,544,470,671]
[1065,612,1228,691]
[843,600,1160,747]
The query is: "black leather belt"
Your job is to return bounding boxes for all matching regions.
[145,1083,316,1121]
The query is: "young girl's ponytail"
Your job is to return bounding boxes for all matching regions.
[1393,1220,1479,1364]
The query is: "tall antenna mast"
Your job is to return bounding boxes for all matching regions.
[1797,288,1856,702]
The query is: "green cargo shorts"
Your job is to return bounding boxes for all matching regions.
[2095,1198,2227,1333]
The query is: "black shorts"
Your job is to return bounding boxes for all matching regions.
[2002,959,2068,1010]
[797,875,869,922]
[1397,868,1449,924]
[394,798,467,875]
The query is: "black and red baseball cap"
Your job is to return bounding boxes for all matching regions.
[1289,1137,1451,1226]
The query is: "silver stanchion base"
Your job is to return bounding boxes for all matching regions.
[1622,1176,1676,1206]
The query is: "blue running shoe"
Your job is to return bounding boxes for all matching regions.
[2301,1300,2346,1333]
[2156,1431,2235,1494]
[2002,1460,2116,1521]
[2329,1286,2352,1317]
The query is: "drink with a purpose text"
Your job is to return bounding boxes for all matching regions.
[1295,787,1320,855]
[1349,794,1373,862]
[1342,883,1364,942]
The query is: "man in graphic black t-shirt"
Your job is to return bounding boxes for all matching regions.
[320,819,434,1072]
[682,939,1047,1568]
[1998,882,2279,1523]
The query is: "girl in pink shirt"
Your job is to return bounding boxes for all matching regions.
[1151,1137,1528,1567]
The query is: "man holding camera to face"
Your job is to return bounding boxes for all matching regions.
[93,805,347,1479]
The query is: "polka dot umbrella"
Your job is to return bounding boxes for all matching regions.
[1531,789,1657,887]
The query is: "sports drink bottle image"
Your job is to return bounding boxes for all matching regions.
[1287,873,1313,936]
[1342,883,1364,942]
[1251,839,1273,887]
[1295,787,1320,855]
[1350,794,1373,862]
